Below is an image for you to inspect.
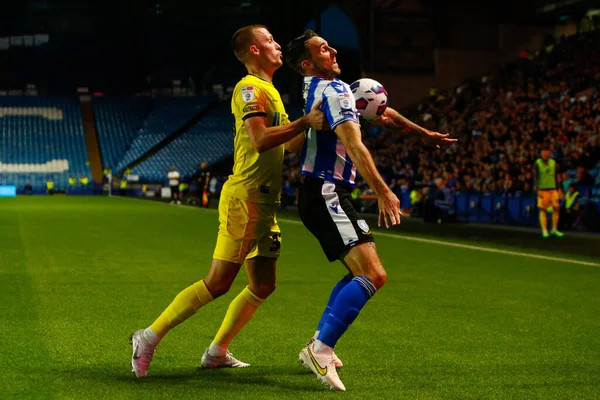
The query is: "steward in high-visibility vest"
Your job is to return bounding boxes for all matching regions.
[410,189,422,205]
[46,179,55,195]
[565,186,580,211]
[562,184,581,230]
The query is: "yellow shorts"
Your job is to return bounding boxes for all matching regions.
[213,195,281,264]
[537,190,559,210]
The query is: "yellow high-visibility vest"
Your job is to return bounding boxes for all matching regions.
[410,190,422,205]
[565,191,579,210]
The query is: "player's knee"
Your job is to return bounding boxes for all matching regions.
[367,268,387,289]
[249,281,276,299]
[203,278,232,299]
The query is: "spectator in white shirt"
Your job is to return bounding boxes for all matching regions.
[168,166,181,205]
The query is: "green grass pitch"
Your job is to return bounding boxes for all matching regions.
[1,196,599,399]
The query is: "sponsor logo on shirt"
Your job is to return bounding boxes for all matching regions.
[242,105,260,113]
[338,93,352,110]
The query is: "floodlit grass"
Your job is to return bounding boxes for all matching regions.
[1,196,599,399]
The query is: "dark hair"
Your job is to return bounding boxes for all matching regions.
[541,143,551,151]
[285,30,319,74]
[231,24,267,63]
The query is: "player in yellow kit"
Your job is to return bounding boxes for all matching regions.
[130,24,327,377]
[534,145,563,238]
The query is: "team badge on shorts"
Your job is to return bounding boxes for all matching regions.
[357,219,370,234]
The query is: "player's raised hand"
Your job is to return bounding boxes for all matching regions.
[306,100,330,131]
[377,189,401,228]
[421,130,458,148]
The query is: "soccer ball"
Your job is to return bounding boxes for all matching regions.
[350,78,388,120]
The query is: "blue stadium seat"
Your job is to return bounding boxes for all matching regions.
[455,194,468,219]
[133,103,232,182]
[0,96,90,191]
[94,97,152,169]
[479,194,494,223]
[493,194,507,224]
[507,195,521,223]
[115,96,215,171]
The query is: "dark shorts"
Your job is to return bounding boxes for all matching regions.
[298,177,374,262]
[170,185,179,196]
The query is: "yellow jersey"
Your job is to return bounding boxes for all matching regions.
[222,74,290,204]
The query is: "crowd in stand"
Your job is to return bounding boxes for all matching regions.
[282,29,600,214]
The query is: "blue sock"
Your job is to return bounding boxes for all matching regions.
[316,274,353,333]
[318,276,377,348]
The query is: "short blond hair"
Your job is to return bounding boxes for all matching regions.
[231,24,267,63]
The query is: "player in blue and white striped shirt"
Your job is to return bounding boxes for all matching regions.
[300,76,359,186]
[286,30,456,392]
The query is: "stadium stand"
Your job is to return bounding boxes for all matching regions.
[93,97,152,170]
[0,96,91,191]
[114,95,215,172]
[133,104,232,182]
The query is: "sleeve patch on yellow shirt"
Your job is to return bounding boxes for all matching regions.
[241,86,255,102]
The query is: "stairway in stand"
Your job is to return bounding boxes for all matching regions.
[79,95,103,183]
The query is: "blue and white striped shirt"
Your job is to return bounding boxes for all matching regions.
[301,76,360,187]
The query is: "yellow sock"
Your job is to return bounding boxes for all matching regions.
[552,210,559,231]
[539,211,548,232]
[150,280,213,338]
[212,286,264,348]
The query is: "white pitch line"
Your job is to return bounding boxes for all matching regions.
[276,217,600,268]
[126,198,600,268]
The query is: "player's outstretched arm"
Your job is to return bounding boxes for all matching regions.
[372,107,457,148]
[334,121,401,228]
[245,100,327,153]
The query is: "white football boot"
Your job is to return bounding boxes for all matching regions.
[130,329,156,378]
[201,350,250,368]
[302,338,344,368]
[298,343,346,391]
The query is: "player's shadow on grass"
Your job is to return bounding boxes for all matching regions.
[150,366,320,392]
[62,365,322,392]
